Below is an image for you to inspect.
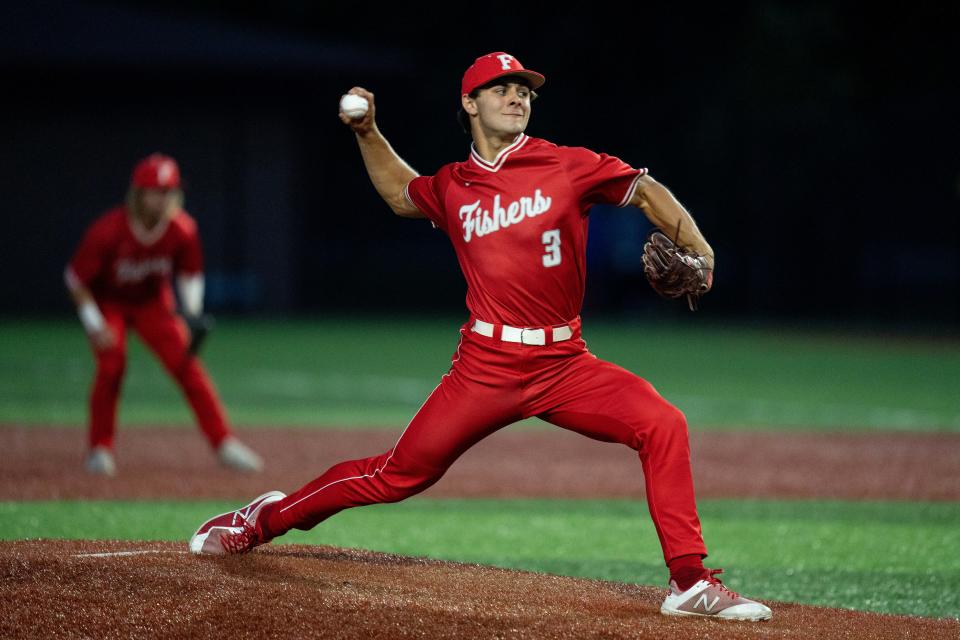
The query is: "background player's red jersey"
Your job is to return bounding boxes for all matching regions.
[406,134,646,326]
[67,206,203,306]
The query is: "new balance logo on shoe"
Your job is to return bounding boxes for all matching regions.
[694,593,721,612]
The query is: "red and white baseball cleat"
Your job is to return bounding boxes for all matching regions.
[660,569,772,621]
[85,446,116,477]
[189,490,285,555]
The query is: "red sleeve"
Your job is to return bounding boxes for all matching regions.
[404,173,448,232]
[559,146,647,210]
[175,213,204,274]
[67,218,110,287]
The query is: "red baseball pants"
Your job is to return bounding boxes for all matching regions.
[263,320,707,564]
[88,297,231,450]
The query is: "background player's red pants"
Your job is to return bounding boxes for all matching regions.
[263,321,708,564]
[88,298,231,450]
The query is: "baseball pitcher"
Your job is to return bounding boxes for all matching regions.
[190,53,770,622]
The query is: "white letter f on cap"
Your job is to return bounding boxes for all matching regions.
[157,161,174,186]
[497,54,514,70]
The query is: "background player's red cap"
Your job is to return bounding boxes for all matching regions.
[461,52,545,96]
[131,153,181,189]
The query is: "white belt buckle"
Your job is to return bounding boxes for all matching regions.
[520,328,546,345]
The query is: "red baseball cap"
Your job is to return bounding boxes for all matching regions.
[461,52,545,96]
[131,153,181,189]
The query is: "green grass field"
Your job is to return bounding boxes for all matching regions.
[3,317,959,430]
[2,317,959,619]
[2,499,957,619]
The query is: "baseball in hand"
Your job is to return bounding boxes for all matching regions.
[340,94,369,119]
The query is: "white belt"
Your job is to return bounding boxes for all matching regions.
[471,319,573,345]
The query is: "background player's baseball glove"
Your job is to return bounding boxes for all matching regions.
[642,231,713,311]
[184,313,215,355]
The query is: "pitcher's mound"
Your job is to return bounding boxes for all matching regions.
[2,540,956,639]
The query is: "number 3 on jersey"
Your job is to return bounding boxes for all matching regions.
[542,229,561,268]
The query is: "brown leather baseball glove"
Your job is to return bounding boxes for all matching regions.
[642,231,713,310]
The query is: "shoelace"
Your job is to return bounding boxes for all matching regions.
[219,520,259,554]
[705,568,742,599]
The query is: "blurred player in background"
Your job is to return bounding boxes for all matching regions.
[65,153,262,476]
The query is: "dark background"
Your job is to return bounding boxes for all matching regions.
[3,2,958,327]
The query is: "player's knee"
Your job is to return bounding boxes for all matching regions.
[378,461,445,502]
[173,363,208,390]
[619,388,689,448]
[656,403,689,439]
[175,371,201,391]
[96,355,126,382]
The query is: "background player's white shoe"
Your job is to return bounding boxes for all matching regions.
[217,437,263,473]
[85,446,116,476]
[189,490,285,555]
[660,569,772,621]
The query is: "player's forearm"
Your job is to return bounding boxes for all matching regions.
[65,279,106,334]
[67,283,94,308]
[176,273,204,316]
[355,125,422,217]
[65,267,94,307]
[633,176,714,268]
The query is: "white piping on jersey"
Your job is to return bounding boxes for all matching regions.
[404,181,439,230]
[469,133,529,173]
[279,328,468,516]
[278,382,443,515]
[617,168,648,207]
[445,325,467,376]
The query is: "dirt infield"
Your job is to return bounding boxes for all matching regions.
[2,540,958,640]
[3,425,959,638]
[2,425,958,500]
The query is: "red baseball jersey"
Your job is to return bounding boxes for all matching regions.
[405,134,646,326]
[66,206,203,305]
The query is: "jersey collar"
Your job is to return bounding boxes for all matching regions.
[469,133,529,173]
[127,207,175,246]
